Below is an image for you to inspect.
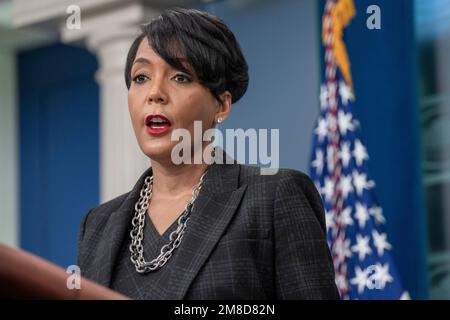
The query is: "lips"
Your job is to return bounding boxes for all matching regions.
[145,114,172,136]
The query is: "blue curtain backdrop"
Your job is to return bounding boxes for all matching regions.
[19,43,99,268]
[319,0,427,298]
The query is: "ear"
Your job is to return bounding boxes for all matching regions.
[214,90,232,123]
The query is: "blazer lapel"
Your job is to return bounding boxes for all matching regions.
[163,161,248,300]
[94,167,152,287]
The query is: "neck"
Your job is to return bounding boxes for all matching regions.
[150,159,210,196]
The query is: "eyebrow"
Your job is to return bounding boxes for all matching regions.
[133,57,151,65]
[133,57,189,65]
[132,56,195,76]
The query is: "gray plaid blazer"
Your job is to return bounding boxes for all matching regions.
[77,159,340,300]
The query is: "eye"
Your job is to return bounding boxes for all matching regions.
[173,74,191,83]
[133,74,149,84]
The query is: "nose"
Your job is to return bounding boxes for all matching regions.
[147,77,168,104]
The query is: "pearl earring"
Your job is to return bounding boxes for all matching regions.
[217,117,223,124]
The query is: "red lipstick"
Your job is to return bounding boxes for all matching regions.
[145,114,172,136]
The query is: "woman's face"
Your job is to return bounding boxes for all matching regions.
[128,37,229,163]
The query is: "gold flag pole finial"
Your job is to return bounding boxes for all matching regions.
[322,0,356,88]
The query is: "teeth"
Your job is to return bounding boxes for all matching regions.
[152,117,166,123]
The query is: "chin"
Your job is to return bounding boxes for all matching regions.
[139,140,176,162]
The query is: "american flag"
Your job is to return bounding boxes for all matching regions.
[309,0,409,299]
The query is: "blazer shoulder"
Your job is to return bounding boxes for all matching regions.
[238,164,317,191]
[237,165,323,221]
[79,191,130,236]
[89,191,129,216]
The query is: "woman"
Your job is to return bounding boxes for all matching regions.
[77,8,339,300]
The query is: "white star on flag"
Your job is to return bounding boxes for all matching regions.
[338,110,355,135]
[335,273,349,293]
[351,234,372,261]
[354,202,370,229]
[400,292,411,300]
[374,263,394,289]
[325,209,335,233]
[353,139,369,166]
[350,266,369,295]
[312,149,324,175]
[370,206,386,225]
[372,230,392,256]
[340,142,352,168]
[339,206,354,227]
[352,170,375,196]
[314,117,328,143]
[339,80,355,105]
[334,236,353,263]
[321,177,335,202]
[339,174,354,199]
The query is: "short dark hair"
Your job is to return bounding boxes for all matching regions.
[124,8,249,104]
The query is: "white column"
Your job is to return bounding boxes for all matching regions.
[86,26,154,202]
[0,48,18,247]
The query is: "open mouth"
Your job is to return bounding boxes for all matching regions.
[145,114,172,135]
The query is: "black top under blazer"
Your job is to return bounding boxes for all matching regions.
[77,156,340,300]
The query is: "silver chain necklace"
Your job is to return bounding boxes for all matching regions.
[129,169,208,273]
